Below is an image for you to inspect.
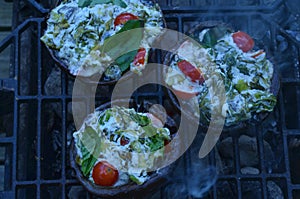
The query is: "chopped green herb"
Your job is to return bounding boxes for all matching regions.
[235,80,248,92]
[130,113,150,126]
[129,175,143,185]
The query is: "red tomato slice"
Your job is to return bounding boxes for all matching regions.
[177,60,204,83]
[133,48,146,66]
[232,31,254,52]
[92,161,119,186]
[120,136,130,146]
[114,13,139,27]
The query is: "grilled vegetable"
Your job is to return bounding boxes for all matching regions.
[114,13,139,26]
[41,0,164,79]
[165,23,277,126]
[232,31,254,52]
[73,106,171,186]
[92,161,119,186]
[133,48,146,66]
[177,60,205,83]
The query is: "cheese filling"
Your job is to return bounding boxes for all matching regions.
[73,106,171,185]
[165,32,276,126]
[41,0,164,77]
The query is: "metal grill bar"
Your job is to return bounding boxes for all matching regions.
[60,72,67,199]
[24,0,49,14]
[15,179,78,186]
[282,133,293,199]
[160,2,284,12]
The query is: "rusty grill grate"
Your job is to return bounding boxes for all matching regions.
[0,0,300,198]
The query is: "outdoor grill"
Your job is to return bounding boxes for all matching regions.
[0,0,300,198]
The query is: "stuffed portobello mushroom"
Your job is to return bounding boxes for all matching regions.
[165,22,279,127]
[71,103,177,197]
[41,0,164,82]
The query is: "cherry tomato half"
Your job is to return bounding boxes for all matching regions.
[133,48,146,66]
[92,161,119,186]
[114,13,139,27]
[177,60,205,83]
[120,136,130,146]
[232,31,254,52]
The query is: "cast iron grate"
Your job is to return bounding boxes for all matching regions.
[0,0,300,198]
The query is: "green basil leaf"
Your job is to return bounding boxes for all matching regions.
[115,50,138,72]
[79,127,102,176]
[101,20,144,72]
[80,127,97,154]
[202,26,231,48]
[80,127,101,159]
[130,113,150,126]
[142,125,157,137]
[90,0,112,6]
[118,19,144,33]
[81,156,97,176]
[112,0,127,8]
[79,0,127,8]
[100,20,143,57]
[147,135,164,152]
[81,143,92,161]
[78,0,92,7]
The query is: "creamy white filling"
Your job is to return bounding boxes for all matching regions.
[42,0,163,76]
[165,31,275,125]
[73,107,170,185]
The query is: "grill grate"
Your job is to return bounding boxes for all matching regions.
[0,0,300,198]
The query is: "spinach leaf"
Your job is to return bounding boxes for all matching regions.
[80,127,97,154]
[78,0,92,7]
[101,20,144,72]
[81,156,97,176]
[147,134,164,152]
[130,113,150,126]
[81,143,92,161]
[201,26,231,48]
[118,19,144,33]
[79,126,102,176]
[101,20,143,55]
[115,51,137,72]
[90,0,111,6]
[112,0,127,8]
[78,0,127,8]
[142,125,157,137]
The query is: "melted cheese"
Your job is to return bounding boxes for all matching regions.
[41,0,163,76]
